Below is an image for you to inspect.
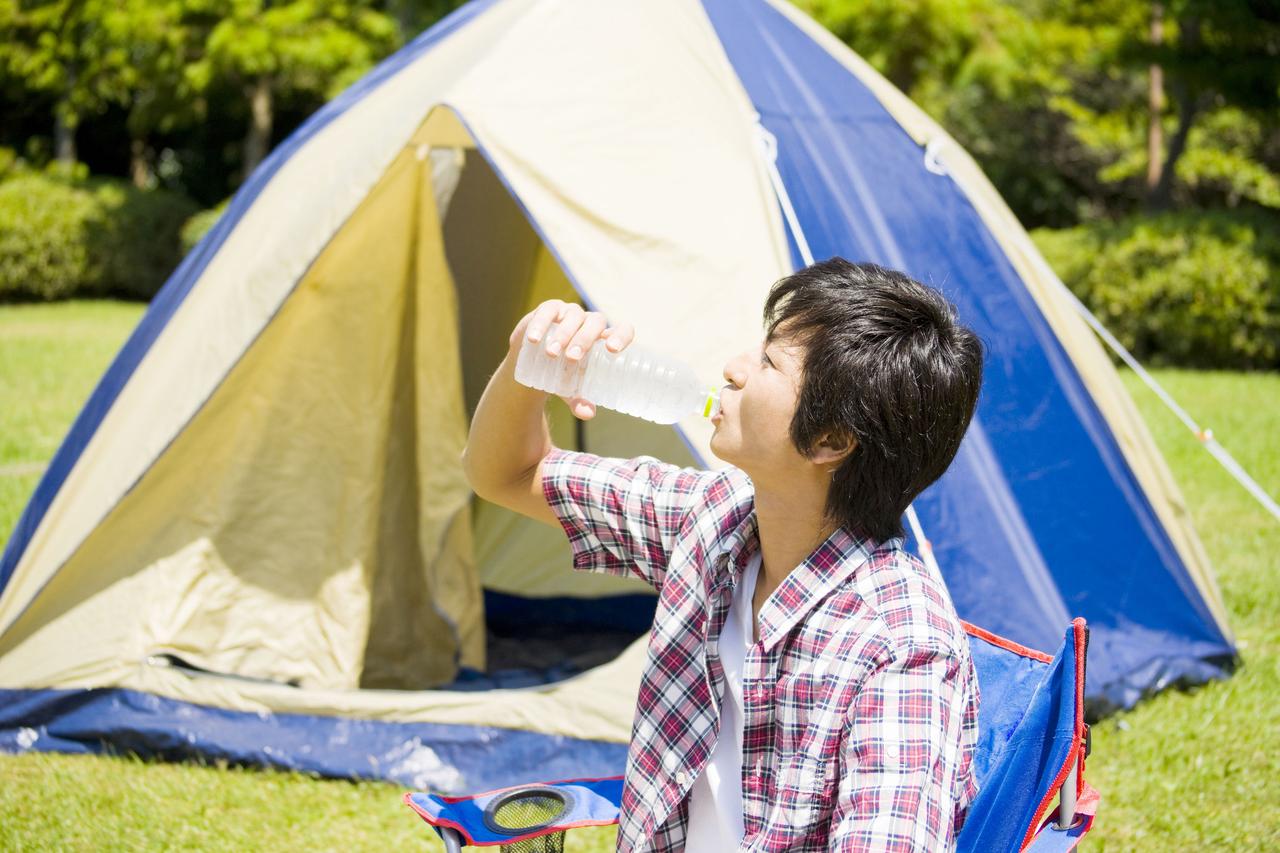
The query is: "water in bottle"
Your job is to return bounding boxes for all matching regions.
[514,321,721,425]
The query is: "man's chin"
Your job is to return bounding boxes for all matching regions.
[708,432,734,465]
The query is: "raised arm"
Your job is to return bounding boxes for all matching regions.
[460,299,633,527]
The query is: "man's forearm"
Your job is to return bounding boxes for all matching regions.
[461,347,554,496]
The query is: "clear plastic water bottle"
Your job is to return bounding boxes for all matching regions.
[515,321,722,425]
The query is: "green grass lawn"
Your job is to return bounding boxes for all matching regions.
[0,300,1277,850]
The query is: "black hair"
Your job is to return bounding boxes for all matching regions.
[763,258,984,542]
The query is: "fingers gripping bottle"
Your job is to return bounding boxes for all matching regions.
[515,321,722,425]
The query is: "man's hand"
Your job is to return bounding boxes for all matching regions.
[510,299,636,420]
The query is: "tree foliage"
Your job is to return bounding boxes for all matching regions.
[796,0,1280,227]
[186,0,397,99]
[0,0,1277,368]
[0,0,139,163]
[185,0,398,178]
[0,0,402,190]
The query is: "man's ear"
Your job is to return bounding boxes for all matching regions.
[812,431,857,468]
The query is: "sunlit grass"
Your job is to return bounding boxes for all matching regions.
[1084,368,1279,851]
[0,302,1275,849]
[0,300,144,540]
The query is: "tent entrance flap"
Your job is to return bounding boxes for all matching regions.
[430,103,690,604]
[429,107,675,681]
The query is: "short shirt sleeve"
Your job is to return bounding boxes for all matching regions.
[540,447,721,593]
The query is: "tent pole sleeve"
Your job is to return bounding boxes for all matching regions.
[753,118,947,577]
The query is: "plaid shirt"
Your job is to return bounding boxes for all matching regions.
[542,448,979,852]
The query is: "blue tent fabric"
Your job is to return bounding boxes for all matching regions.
[696,0,1233,711]
[405,621,1095,851]
[0,687,627,792]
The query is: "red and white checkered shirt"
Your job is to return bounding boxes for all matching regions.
[541,448,979,852]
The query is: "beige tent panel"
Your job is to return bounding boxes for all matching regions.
[761,0,1230,638]
[0,146,480,692]
[449,0,794,470]
[0,107,688,717]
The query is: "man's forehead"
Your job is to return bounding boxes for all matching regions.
[763,323,782,347]
[765,322,801,352]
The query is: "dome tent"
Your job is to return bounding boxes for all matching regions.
[0,0,1233,791]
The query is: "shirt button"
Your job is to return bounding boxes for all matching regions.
[676,770,689,787]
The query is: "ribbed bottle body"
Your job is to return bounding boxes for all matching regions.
[514,322,719,425]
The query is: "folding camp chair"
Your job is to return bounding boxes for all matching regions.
[405,619,1098,852]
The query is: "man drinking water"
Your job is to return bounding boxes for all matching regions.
[462,258,985,851]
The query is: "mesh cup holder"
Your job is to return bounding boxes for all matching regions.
[482,786,574,853]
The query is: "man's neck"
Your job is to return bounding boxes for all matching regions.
[750,484,838,616]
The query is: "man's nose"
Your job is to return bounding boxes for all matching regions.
[723,352,748,389]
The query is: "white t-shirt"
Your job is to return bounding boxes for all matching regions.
[685,550,762,851]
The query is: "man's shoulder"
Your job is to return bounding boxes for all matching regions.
[850,540,970,659]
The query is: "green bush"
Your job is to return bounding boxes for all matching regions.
[93,181,199,299]
[0,148,19,180]
[180,199,231,255]
[1032,211,1280,370]
[0,173,198,302]
[0,175,101,300]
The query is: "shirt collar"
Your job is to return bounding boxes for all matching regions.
[756,525,898,650]
[709,470,760,589]
[713,482,902,651]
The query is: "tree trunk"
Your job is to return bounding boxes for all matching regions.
[54,65,78,165]
[54,109,77,165]
[241,75,274,183]
[1149,14,1202,210]
[130,137,152,189]
[387,0,416,41]
[1145,3,1165,200]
